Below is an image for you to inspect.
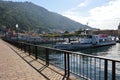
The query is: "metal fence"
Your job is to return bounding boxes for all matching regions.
[4,39,120,80]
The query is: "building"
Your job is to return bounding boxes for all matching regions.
[92,30,119,36]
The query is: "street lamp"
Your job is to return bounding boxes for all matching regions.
[16,24,18,28]
[16,24,19,41]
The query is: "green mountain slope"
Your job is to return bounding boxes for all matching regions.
[0,1,93,33]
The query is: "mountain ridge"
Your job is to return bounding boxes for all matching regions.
[0,1,94,33]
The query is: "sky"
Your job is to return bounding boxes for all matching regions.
[4,0,120,30]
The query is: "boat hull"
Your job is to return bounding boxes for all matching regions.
[54,41,116,50]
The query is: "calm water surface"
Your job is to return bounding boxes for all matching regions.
[76,43,120,60]
[41,43,120,80]
[42,43,120,60]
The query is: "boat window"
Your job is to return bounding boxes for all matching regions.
[99,39,102,42]
[103,39,105,42]
[87,35,92,38]
[80,35,92,38]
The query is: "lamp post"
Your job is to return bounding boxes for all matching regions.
[16,24,18,41]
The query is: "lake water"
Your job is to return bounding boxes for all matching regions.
[42,43,120,60]
[40,43,120,80]
[76,43,120,60]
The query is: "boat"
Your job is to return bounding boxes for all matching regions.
[54,34,116,50]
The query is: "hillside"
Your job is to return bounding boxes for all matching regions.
[0,1,93,33]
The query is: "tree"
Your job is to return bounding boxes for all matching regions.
[75,29,85,34]
[64,31,69,34]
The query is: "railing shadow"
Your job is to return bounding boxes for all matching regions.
[5,39,120,80]
[5,42,68,80]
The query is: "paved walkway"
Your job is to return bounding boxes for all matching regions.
[0,39,78,80]
[0,39,46,80]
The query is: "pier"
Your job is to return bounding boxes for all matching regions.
[1,39,120,80]
[0,39,45,80]
[0,39,77,80]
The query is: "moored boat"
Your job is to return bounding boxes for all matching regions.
[54,34,116,50]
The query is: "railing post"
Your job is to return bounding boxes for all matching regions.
[19,42,21,49]
[24,43,26,52]
[35,46,38,59]
[64,52,67,76]
[17,42,19,48]
[28,44,31,55]
[16,41,18,48]
[18,42,20,49]
[104,59,108,80]
[21,43,23,50]
[67,52,70,80]
[112,61,116,80]
[45,48,49,66]
[20,43,22,50]
[23,43,25,52]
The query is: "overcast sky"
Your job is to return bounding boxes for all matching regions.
[5,0,120,30]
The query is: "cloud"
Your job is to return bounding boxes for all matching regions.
[78,3,86,7]
[89,0,120,20]
[63,0,90,13]
[63,0,120,29]
[88,0,120,29]
[63,0,91,24]
[63,11,89,25]
[77,0,89,7]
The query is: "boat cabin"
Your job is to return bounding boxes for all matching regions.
[79,34,115,45]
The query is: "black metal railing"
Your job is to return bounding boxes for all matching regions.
[4,39,120,80]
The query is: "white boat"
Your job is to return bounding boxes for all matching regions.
[54,34,116,50]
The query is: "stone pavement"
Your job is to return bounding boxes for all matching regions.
[0,39,78,80]
[0,39,47,80]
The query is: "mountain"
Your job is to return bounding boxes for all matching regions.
[0,1,94,33]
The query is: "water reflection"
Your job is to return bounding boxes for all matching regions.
[41,43,120,60]
[76,43,120,57]
[40,43,120,80]
[76,46,112,56]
